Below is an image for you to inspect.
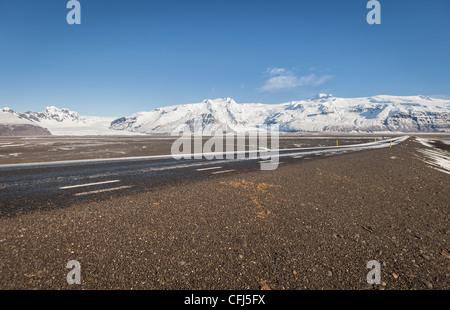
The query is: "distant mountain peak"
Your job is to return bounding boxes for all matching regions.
[202,97,237,105]
[418,95,432,101]
[0,107,52,136]
[310,93,334,101]
[1,107,14,113]
[26,106,85,123]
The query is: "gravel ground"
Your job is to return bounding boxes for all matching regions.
[0,137,448,290]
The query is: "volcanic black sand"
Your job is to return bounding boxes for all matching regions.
[0,137,448,290]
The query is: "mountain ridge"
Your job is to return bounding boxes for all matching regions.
[1,94,449,136]
[109,95,450,134]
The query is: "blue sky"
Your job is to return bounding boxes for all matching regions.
[0,0,449,116]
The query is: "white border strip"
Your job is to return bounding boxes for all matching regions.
[196,166,223,171]
[74,185,132,196]
[60,179,120,190]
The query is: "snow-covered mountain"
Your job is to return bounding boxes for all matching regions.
[0,107,51,136]
[2,94,449,136]
[1,107,33,125]
[110,95,450,134]
[24,106,85,123]
[0,106,140,136]
[110,97,279,134]
[23,106,123,136]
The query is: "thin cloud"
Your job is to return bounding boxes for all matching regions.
[266,67,288,75]
[260,68,332,92]
[429,94,450,100]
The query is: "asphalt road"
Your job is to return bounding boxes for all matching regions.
[0,137,406,216]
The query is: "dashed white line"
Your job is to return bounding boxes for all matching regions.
[196,166,223,171]
[260,160,284,164]
[74,185,132,196]
[211,169,234,174]
[211,169,235,175]
[60,179,120,190]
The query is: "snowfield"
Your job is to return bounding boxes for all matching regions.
[33,115,143,136]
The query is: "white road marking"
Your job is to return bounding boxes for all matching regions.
[0,143,27,148]
[211,169,235,175]
[60,179,120,190]
[259,160,284,165]
[196,166,223,171]
[74,185,132,196]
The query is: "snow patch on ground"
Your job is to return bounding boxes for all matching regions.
[415,137,435,148]
[415,137,450,175]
